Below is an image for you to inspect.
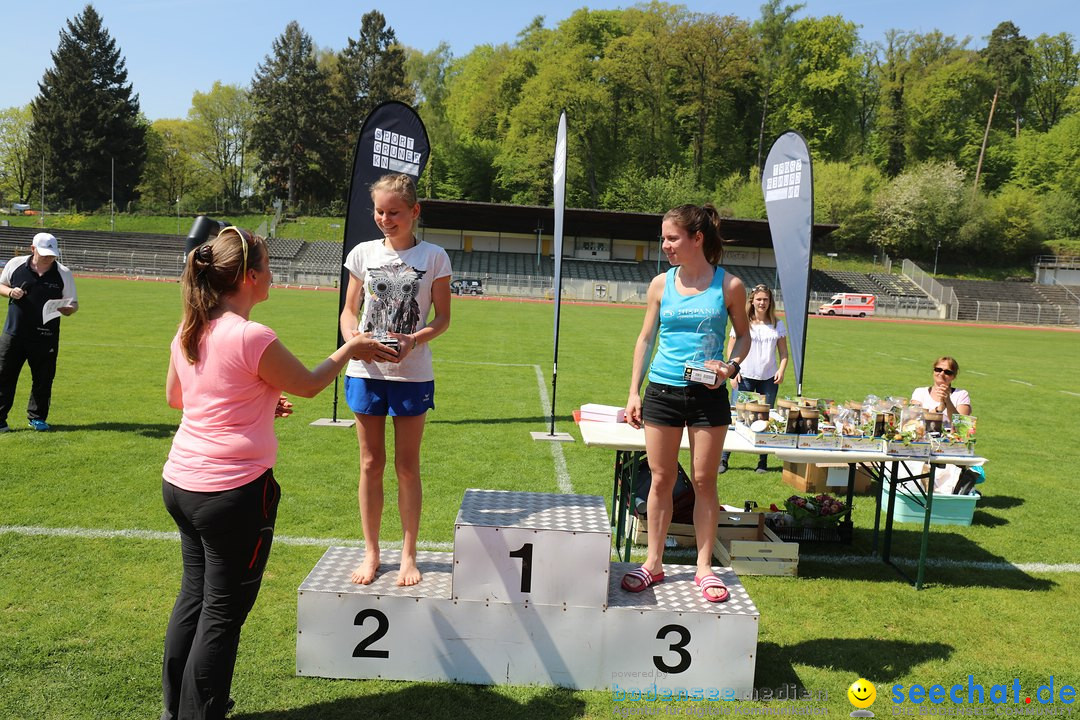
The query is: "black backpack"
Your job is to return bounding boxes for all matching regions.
[626,456,696,524]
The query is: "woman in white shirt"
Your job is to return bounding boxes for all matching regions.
[911,356,971,418]
[908,356,973,492]
[721,283,788,473]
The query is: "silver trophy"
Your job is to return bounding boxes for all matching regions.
[682,319,723,385]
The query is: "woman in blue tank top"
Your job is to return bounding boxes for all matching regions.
[623,204,750,603]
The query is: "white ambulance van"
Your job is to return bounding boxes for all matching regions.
[818,293,876,317]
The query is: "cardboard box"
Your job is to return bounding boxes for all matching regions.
[782,461,874,495]
[735,424,798,449]
[579,403,626,423]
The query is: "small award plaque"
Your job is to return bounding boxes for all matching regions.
[374,333,399,355]
[683,319,722,385]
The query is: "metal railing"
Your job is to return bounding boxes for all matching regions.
[960,300,1074,325]
[7,244,1076,326]
[1035,255,1080,269]
[902,259,955,310]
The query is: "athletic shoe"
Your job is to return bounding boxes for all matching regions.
[0,422,10,433]
[28,419,51,431]
[718,462,728,475]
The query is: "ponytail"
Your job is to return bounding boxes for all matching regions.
[663,203,725,265]
[178,227,265,363]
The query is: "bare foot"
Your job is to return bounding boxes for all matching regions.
[396,556,422,586]
[350,552,380,584]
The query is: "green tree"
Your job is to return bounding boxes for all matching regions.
[670,13,757,185]
[1029,33,1079,132]
[339,10,414,145]
[752,0,803,168]
[28,4,146,211]
[0,106,33,204]
[769,15,862,160]
[250,21,338,211]
[870,160,967,259]
[189,82,253,211]
[974,22,1032,193]
[1009,112,1080,198]
[905,47,993,169]
[876,30,910,176]
[813,160,885,250]
[138,119,203,214]
[406,43,453,198]
[599,3,683,179]
[441,44,515,200]
[599,164,707,212]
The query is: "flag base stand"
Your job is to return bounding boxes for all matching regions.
[311,418,356,428]
[530,431,574,443]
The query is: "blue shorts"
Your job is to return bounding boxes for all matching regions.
[345,376,435,417]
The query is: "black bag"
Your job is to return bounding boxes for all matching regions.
[626,457,696,524]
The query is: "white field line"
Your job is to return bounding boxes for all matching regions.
[1009,379,1035,386]
[1061,390,1080,398]
[968,370,988,376]
[532,364,573,494]
[436,359,573,494]
[0,524,455,552]
[6,524,1076,574]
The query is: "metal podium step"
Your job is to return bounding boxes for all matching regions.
[297,547,758,693]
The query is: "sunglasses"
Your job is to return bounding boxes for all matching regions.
[933,367,956,376]
[222,226,251,282]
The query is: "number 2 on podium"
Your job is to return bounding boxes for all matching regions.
[508,542,533,593]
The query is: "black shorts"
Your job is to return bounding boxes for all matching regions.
[641,382,732,428]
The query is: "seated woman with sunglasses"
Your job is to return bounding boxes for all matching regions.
[911,356,971,418]
[161,227,391,720]
[906,356,973,493]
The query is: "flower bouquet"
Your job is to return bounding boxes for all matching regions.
[780,493,848,528]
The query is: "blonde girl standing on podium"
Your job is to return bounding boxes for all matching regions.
[340,174,452,587]
[624,204,750,603]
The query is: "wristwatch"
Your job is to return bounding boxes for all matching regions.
[727,359,741,375]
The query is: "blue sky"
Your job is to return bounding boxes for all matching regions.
[2,0,1075,121]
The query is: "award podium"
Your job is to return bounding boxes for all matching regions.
[297,489,759,693]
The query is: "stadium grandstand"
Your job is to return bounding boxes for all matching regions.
[2,201,1076,327]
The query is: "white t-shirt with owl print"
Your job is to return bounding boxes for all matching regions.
[343,238,452,382]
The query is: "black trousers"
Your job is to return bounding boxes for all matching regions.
[161,470,280,720]
[0,331,59,424]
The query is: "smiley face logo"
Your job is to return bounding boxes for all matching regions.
[848,678,877,709]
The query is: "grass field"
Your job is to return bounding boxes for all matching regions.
[1,277,1078,719]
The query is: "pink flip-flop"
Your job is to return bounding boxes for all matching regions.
[621,566,664,593]
[695,574,730,603]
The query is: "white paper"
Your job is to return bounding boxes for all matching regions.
[42,298,74,324]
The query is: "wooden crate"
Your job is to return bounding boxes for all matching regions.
[712,514,799,577]
[629,517,698,547]
[630,513,798,577]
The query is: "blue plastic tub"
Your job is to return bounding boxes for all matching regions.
[881,480,979,526]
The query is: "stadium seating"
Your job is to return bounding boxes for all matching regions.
[5,225,1073,325]
[939,278,1079,324]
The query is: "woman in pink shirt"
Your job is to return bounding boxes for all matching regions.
[161,227,391,720]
